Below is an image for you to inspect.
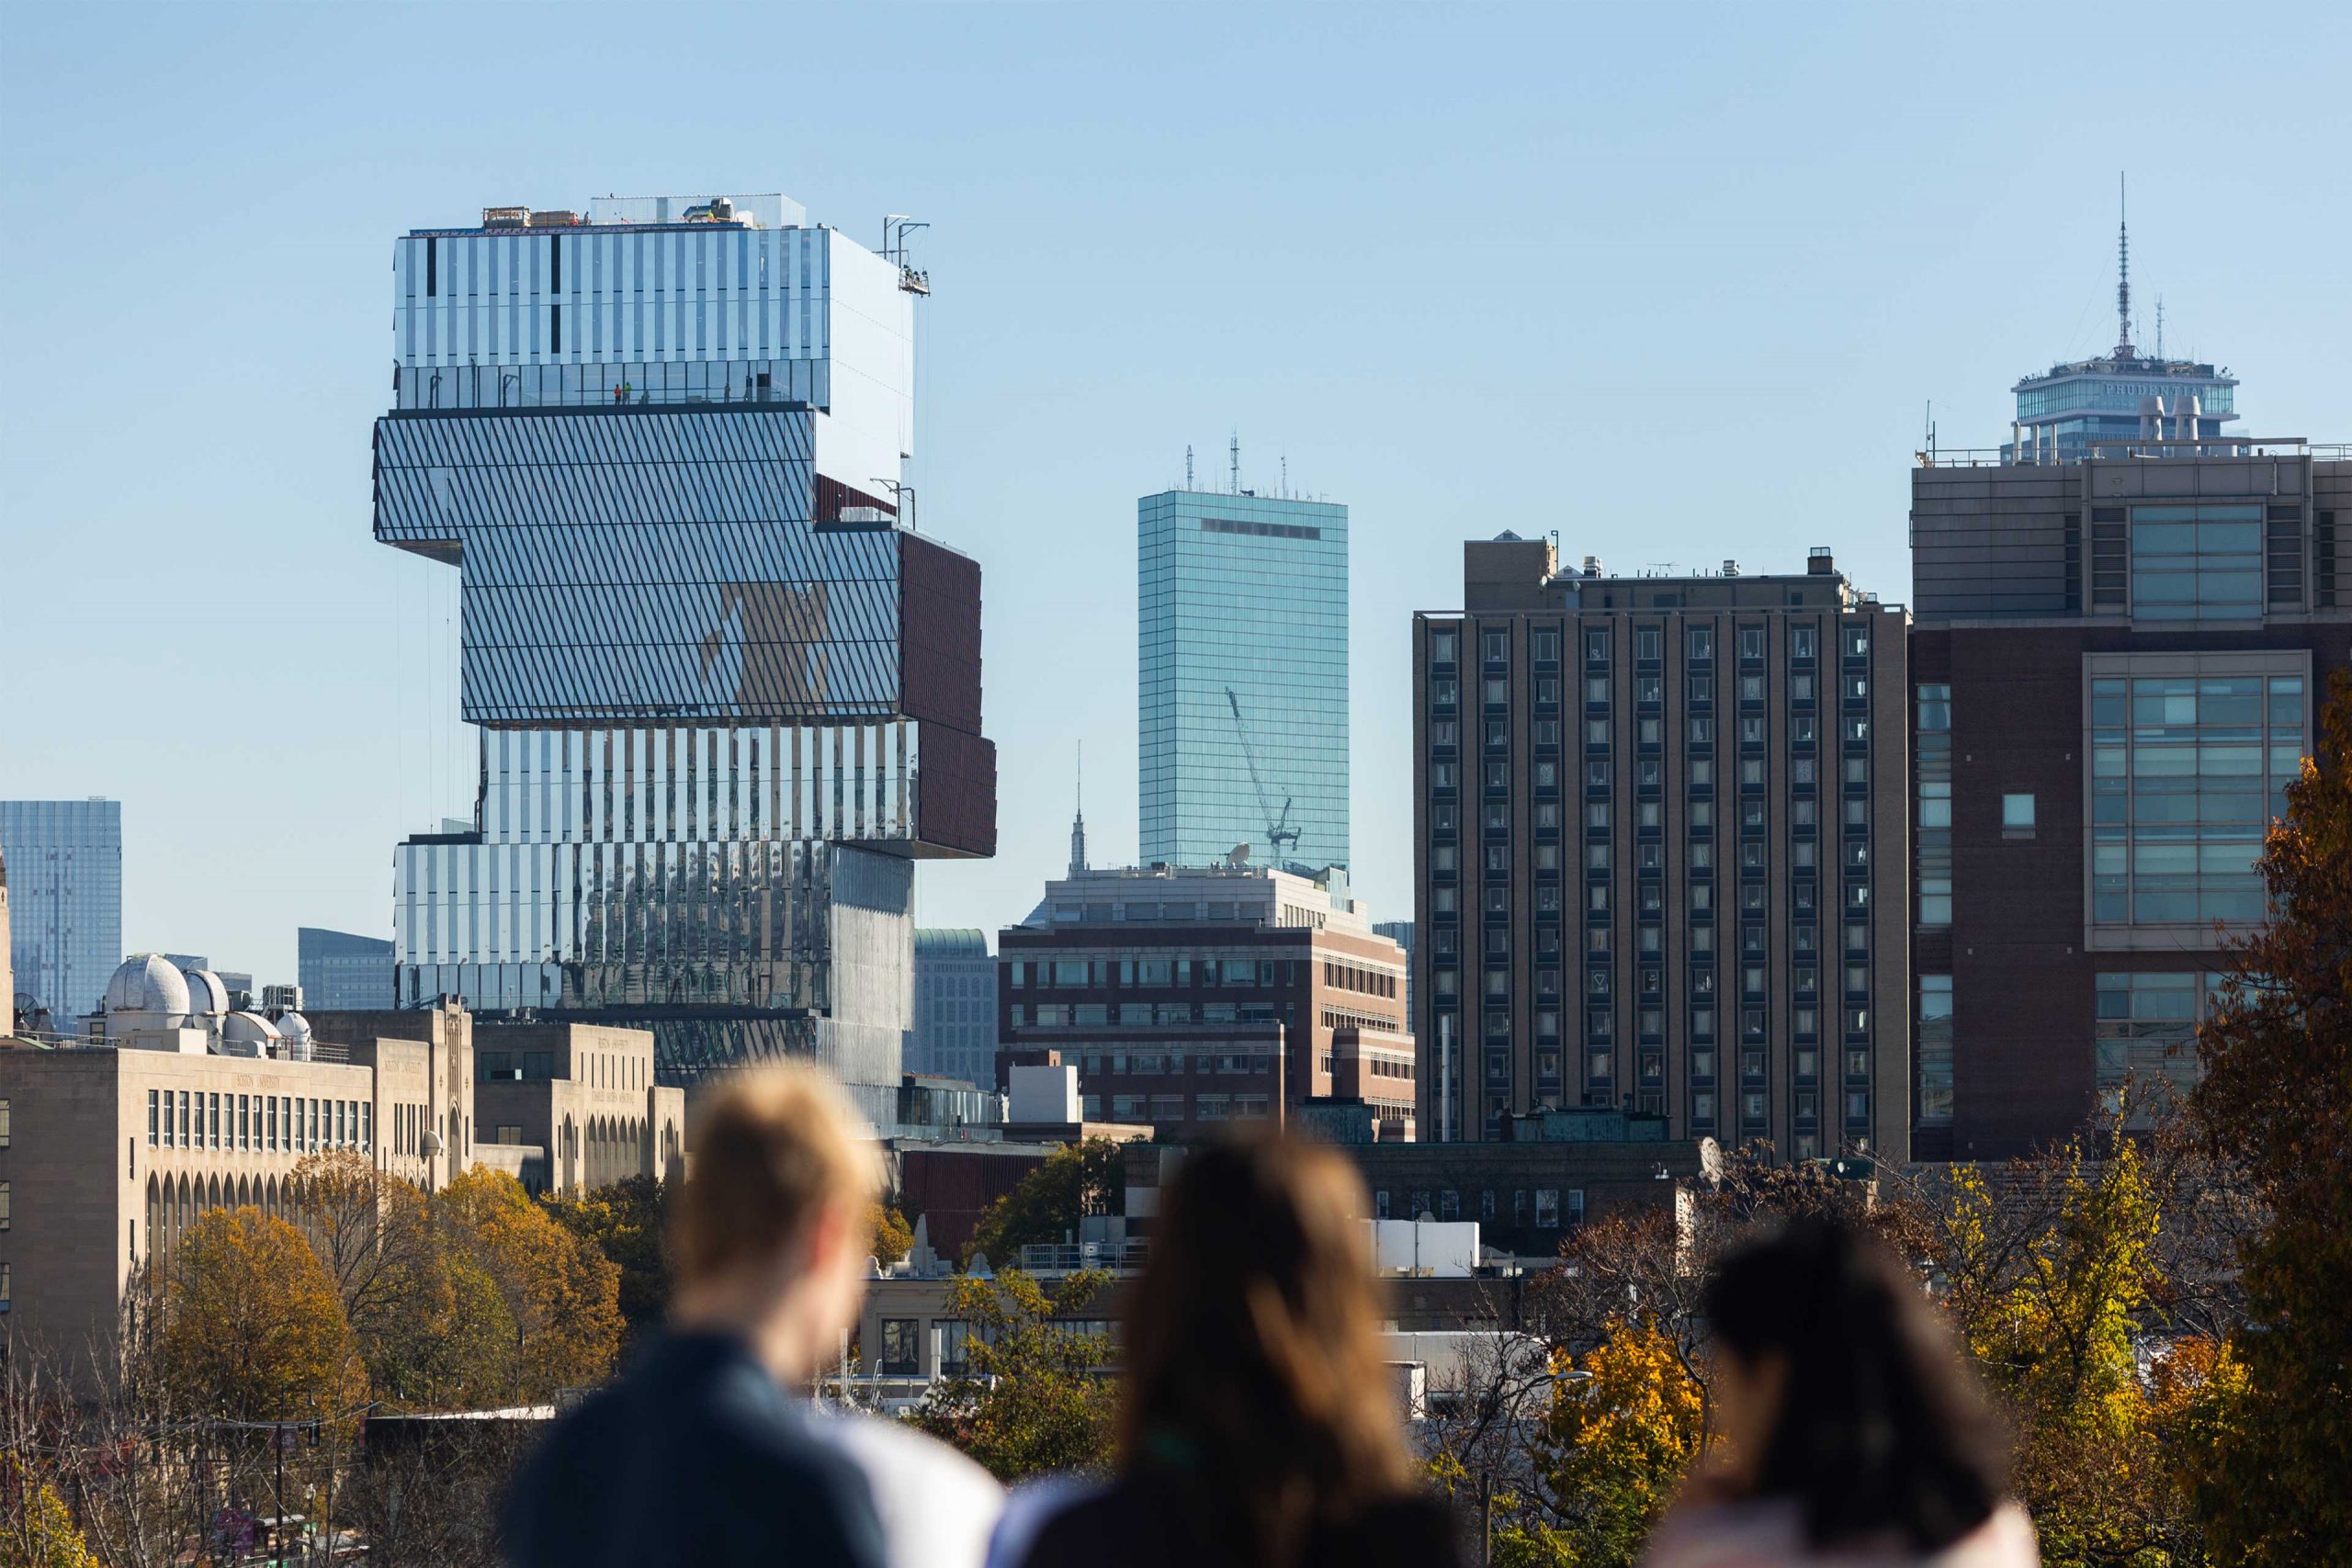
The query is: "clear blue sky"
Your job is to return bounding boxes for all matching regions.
[3,1,2345,986]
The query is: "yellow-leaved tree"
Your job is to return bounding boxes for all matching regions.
[1490,1315,1703,1568]
[158,1207,361,1422]
[435,1167,624,1401]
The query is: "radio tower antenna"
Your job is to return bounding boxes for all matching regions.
[1185,444,1194,490]
[1229,431,1240,495]
[2115,173,2133,358]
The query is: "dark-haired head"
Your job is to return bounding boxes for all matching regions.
[1120,1131,1416,1566]
[1702,1215,2008,1552]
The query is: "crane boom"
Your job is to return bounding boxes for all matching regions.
[1225,687,1301,857]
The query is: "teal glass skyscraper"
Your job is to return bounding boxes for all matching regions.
[1138,487,1349,870]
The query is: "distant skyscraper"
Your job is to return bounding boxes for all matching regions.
[0,844,14,1035]
[1138,484,1348,870]
[0,799,121,1032]
[298,927,395,1011]
[908,928,997,1084]
[374,193,995,1124]
[2002,190,2239,465]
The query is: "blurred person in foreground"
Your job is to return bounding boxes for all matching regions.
[1643,1216,2037,1568]
[505,1062,999,1568]
[1001,1131,1463,1568]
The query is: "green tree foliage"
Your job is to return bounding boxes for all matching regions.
[966,1139,1125,1266]
[541,1176,673,1351]
[2188,669,2352,1564]
[158,1206,361,1422]
[912,1269,1118,1480]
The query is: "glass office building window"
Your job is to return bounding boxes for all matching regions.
[2094,971,2223,1125]
[1917,974,1953,1124]
[1139,490,1349,869]
[2090,666,2305,927]
[2130,505,2264,620]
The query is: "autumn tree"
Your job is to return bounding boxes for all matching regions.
[0,1462,100,1568]
[541,1176,673,1351]
[2188,667,2352,1563]
[966,1139,1125,1266]
[158,1206,360,1422]
[290,1151,450,1404]
[1509,1316,1704,1568]
[912,1269,1117,1480]
[435,1167,624,1400]
[866,1201,914,1268]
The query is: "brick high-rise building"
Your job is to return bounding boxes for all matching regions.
[1412,537,1911,1161]
[1909,439,2349,1158]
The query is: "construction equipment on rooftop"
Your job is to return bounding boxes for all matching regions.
[1225,687,1301,859]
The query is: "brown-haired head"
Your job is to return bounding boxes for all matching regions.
[668,1062,881,1379]
[1121,1131,1414,1562]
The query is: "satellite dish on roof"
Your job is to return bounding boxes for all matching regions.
[1228,843,1251,866]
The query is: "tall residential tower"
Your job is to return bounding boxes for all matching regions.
[1139,484,1348,870]
[1413,540,1912,1160]
[374,194,995,1124]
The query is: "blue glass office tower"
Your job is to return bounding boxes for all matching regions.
[375,194,995,1122]
[0,799,122,1032]
[1138,489,1348,870]
[298,927,395,1011]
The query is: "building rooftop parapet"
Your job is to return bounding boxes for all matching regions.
[1924,436,2345,469]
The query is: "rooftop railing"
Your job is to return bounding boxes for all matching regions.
[1921,437,2346,468]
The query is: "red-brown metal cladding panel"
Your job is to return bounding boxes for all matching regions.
[915,722,999,858]
[899,533,985,734]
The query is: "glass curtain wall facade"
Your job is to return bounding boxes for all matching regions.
[297,928,395,1011]
[909,929,997,1084]
[375,196,993,1123]
[0,800,122,1032]
[1139,490,1349,870]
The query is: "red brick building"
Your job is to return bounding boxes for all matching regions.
[998,863,1416,1141]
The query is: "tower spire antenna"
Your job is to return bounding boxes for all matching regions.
[1069,742,1088,875]
[2116,172,2133,358]
[1229,431,1240,495]
[1185,445,1194,490]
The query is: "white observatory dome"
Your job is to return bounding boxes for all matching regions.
[184,968,231,1017]
[105,953,191,1018]
[220,1011,281,1058]
[277,1011,314,1061]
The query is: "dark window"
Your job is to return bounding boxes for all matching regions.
[550,233,561,291]
[425,239,436,297]
[550,303,561,354]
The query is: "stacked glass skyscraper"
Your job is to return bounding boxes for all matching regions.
[1138,489,1349,870]
[0,799,122,1032]
[375,193,994,1122]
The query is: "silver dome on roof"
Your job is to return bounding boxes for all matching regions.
[221,1011,281,1058]
[105,953,190,1018]
[185,968,231,1017]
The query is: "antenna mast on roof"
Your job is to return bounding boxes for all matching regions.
[1185,445,1194,490]
[2115,173,2133,358]
[2156,297,2165,360]
[1281,453,1288,498]
[1229,432,1240,495]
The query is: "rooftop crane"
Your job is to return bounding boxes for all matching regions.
[1224,687,1301,859]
